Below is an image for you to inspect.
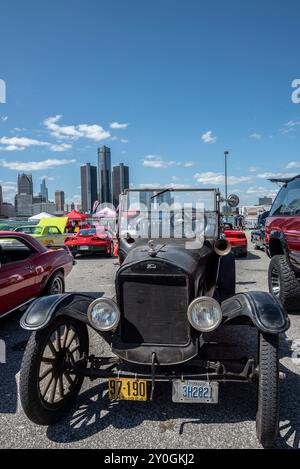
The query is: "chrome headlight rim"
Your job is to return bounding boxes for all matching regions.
[87,297,121,332]
[187,296,222,333]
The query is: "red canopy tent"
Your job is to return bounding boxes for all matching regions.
[66,209,88,221]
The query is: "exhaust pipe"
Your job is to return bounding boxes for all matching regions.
[214,238,231,256]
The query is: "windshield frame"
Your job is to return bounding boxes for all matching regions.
[119,187,220,242]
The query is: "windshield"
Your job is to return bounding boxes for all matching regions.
[119,189,218,243]
[15,226,37,234]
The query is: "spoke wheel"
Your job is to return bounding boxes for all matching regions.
[20,316,89,425]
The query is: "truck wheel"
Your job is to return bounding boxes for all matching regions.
[256,332,279,448]
[268,255,300,311]
[19,316,89,425]
[44,272,65,296]
[215,252,236,301]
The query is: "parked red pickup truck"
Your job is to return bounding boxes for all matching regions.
[265,175,300,310]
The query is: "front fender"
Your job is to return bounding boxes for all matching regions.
[20,293,98,331]
[221,291,290,334]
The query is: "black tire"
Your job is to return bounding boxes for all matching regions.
[44,271,65,296]
[215,252,236,302]
[106,241,113,257]
[19,316,89,425]
[256,332,279,448]
[268,255,300,311]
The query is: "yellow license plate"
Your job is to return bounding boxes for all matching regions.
[108,378,147,401]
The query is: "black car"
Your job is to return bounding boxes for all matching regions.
[251,211,270,250]
[19,188,289,448]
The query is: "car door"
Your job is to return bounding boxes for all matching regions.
[0,236,38,316]
[47,226,64,244]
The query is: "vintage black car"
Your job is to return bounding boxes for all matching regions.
[19,188,289,448]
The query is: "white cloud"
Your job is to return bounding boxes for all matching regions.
[286,161,300,169]
[50,143,72,152]
[120,139,129,144]
[184,161,194,167]
[44,115,111,141]
[249,166,260,172]
[201,131,217,144]
[0,136,49,152]
[39,175,55,181]
[280,120,300,135]
[0,158,76,171]
[0,116,8,122]
[143,155,179,169]
[256,172,298,179]
[0,135,72,152]
[194,171,252,185]
[249,133,262,140]
[246,186,278,198]
[109,122,129,129]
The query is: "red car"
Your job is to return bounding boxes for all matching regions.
[64,228,114,257]
[223,224,248,257]
[0,232,74,318]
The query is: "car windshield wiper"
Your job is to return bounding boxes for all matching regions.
[151,188,173,200]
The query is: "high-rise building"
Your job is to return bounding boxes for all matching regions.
[112,163,129,207]
[18,173,33,195]
[39,178,48,201]
[55,191,65,212]
[15,194,33,217]
[81,163,98,213]
[258,196,273,206]
[98,146,112,204]
[0,185,3,216]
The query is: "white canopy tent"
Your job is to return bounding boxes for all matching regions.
[28,212,53,222]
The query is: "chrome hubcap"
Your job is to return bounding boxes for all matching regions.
[38,324,81,404]
[51,277,63,295]
[271,267,280,297]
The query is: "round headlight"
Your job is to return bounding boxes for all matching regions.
[187,297,222,332]
[87,298,120,332]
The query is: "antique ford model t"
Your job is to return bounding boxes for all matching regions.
[19,188,289,447]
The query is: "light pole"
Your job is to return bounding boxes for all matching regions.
[224,151,229,221]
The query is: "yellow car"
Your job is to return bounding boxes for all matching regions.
[14,217,68,246]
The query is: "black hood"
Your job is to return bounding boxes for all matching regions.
[118,241,215,278]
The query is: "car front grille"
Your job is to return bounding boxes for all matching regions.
[119,274,190,345]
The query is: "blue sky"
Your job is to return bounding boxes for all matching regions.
[0,0,300,206]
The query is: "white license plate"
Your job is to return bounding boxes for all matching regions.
[172,380,219,404]
[79,245,89,250]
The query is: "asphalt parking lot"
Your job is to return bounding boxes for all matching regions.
[0,234,300,449]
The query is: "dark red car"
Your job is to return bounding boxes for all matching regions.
[265,174,300,310]
[64,228,114,257]
[0,232,74,317]
[223,224,248,257]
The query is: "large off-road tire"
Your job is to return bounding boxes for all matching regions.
[268,255,300,311]
[43,271,65,296]
[215,252,236,302]
[256,332,279,448]
[19,316,89,425]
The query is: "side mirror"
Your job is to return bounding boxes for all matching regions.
[227,194,240,208]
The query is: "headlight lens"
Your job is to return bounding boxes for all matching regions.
[187,297,222,332]
[87,298,120,331]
